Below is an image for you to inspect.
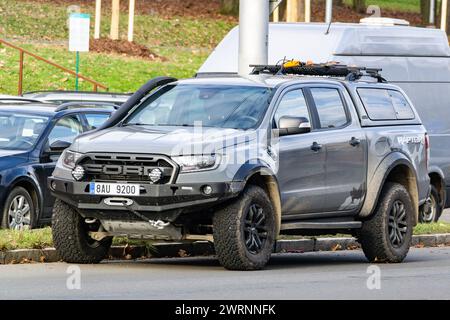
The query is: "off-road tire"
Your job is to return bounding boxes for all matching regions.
[1,187,36,230]
[419,185,442,223]
[52,199,112,264]
[213,185,276,271]
[358,182,414,263]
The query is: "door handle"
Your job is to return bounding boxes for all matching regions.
[349,137,361,147]
[311,142,322,152]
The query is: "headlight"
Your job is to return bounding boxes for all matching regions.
[62,150,83,169]
[172,154,221,173]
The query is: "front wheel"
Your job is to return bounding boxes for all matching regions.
[213,185,276,271]
[358,182,414,263]
[1,187,36,230]
[52,199,112,264]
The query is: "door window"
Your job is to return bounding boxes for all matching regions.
[84,113,111,130]
[48,115,83,145]
[274,89,311,128]
[310,88,348,129]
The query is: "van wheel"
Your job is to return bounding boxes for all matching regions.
[52,199,112,264]
[419,185,441,223]
[213,185,276,270]
[358,182,414,263]
[1,187,36,230]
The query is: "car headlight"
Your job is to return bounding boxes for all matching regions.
[62,150,83,169]
[172,154,221,173]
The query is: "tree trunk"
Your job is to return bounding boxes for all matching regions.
[286,0,305,22]
[421,0,431,25]
[352,0,366,13]
[220,0,239,16]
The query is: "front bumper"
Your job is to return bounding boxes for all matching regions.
[48,177,243,214]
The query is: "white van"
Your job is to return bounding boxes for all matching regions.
[198,20,450,222]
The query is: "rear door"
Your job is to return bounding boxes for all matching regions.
[307,86,366,213]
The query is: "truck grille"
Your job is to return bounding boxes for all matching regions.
[78,153,177,184]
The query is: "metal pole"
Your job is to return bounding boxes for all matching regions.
[238,0,269,76]
[128,0,135,42]
[18,51,24,96]
[441,0,448,31]
[430,0,435,25]
[75,51,80,91]
[305,0,311,23]
[325,0,333,24]
[94,0,101,39]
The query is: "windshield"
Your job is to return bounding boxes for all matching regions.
[0,112,49,150]
[123,84,273,130]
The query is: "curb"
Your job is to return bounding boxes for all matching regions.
[2,234,450,264]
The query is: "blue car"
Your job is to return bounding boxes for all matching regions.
[0,100,116,229]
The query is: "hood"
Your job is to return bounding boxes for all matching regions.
[0,150,29,171]
[72,126,260,156]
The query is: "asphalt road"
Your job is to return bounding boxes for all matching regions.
[1,246,450,300]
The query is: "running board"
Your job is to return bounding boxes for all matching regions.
[280,221,362,231]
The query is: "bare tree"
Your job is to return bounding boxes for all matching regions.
[220,0,239,16]
[352,0,366,13]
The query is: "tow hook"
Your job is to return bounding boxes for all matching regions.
[123,203,171,230]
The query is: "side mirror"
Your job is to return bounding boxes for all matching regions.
[48,140,71,154]
[278,116,311,136]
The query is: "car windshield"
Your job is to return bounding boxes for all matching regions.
[123,84,273,130]
[0,112,50,150]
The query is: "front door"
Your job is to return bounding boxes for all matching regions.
[274,88,328,215]
[35,114,83,219]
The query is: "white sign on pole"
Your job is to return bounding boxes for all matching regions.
[69,13,91,52]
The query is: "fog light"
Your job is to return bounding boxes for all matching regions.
[149,168,163,183]
[72,166,85,181]
[202,185,213,195]
[51,181,57,190]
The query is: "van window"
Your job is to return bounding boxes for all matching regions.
[310,88,348,129]
[358,88,415,121]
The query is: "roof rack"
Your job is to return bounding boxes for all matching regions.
[0,98,49,104]
[250,61,386,83]
[23,90,133,96]
[55,101,121,112]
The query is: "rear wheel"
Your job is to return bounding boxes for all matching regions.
[213,185,276,270]
[52,199,112,264]
[1,187,35,230]
[419,185,442,223]
[358,183,414,263]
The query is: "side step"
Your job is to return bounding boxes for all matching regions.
[280,221,362,231]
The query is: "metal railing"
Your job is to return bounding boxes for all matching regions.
[0,39,108,95]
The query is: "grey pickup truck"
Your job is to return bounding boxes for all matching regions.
[49,63,430,270]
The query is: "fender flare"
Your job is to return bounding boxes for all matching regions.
[427,165,446,206]
[233,161,282,236]
[359,152,419,221]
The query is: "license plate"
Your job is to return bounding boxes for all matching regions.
[89,183,140,196]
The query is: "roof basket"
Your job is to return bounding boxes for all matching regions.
[250,61,386,83]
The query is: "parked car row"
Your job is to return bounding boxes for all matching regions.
[0,93,130,229]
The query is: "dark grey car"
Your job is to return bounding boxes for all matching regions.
[48,66,430,270]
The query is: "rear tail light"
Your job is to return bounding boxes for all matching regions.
[424,133,430,169]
